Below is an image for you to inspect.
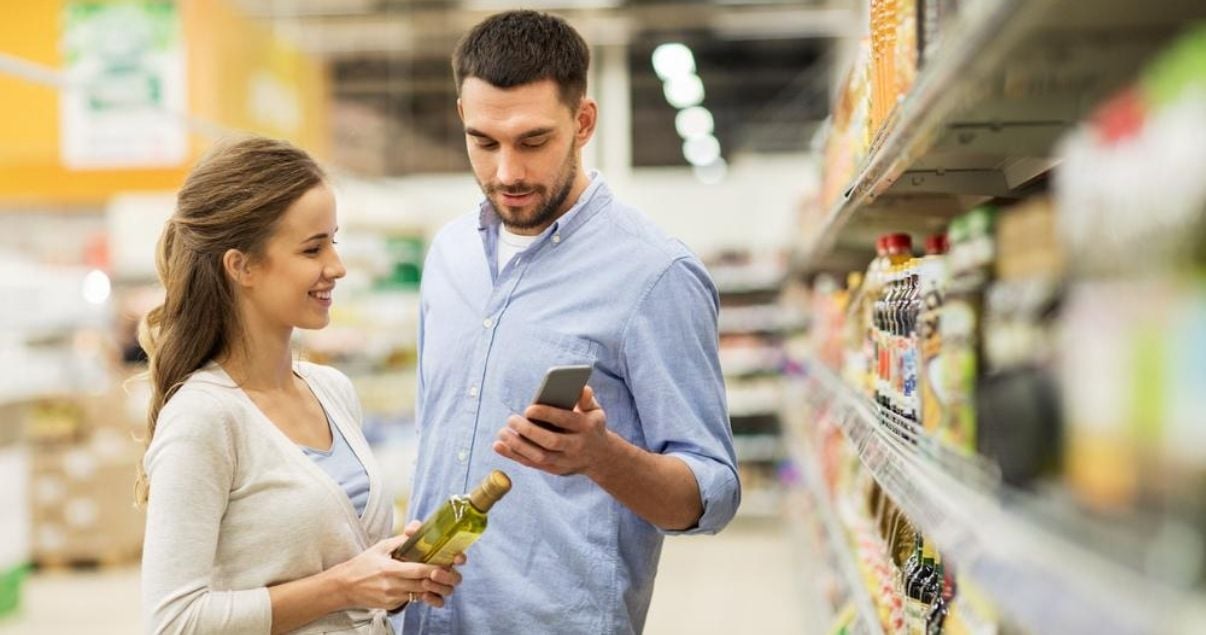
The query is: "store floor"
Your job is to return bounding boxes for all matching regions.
[0,517,806,634]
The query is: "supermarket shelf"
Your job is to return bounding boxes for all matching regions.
[783,504,840,634]
[736,487,784,519]
[718,305,808,336]
[786,429,885,635]
[733,434,784,463]
[710,263,785,297]
[726,379,782,419]
[719,345,784,375]
[802,361,1206,635]
[793,0,1206,272]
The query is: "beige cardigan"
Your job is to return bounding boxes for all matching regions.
[142,362,395,634]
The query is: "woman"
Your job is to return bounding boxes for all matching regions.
[138,137,460,634]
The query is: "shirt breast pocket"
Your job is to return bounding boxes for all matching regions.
[498,328,601,416]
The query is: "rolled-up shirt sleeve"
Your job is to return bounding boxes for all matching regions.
[620,256,741,535]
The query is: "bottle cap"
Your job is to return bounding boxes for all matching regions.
[924,234,949,255]
[885,233,913,254]
[468,470,512,513]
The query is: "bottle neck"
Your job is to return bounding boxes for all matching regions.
[468,488,495,513]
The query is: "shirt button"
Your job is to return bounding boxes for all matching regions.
[483,317,493,328]
[468,385,479,398]
[457,449,469,463]
[552,234,562,244]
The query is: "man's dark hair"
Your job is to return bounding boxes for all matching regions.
[453,10,590,108]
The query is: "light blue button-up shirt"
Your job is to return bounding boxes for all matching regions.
[402,174,740,635]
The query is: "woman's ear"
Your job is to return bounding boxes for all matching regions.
[223,249,252,287]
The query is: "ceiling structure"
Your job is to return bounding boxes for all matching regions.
[238,0,854,176]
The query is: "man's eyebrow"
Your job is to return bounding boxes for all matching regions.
[518,128,554,139]
[465,127,554,140]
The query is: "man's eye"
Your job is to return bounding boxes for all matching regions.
[475,140,498,150]
[304,247,321,256]
[523,139,548,148]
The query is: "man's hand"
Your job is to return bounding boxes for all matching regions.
[492,385,614,478]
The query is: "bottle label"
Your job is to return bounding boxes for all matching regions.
[906,598,929,635]
[425,532,482,567]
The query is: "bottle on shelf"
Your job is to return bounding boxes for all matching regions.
[859,236,891,397]
[925,564,955,635]
[874,234,915,422]
[939,208,996,454]
[918,234,950,437]
[393,470,512,566]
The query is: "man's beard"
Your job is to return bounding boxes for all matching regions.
[484,147,577,232]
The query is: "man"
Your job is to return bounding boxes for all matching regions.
[405,10,739,634]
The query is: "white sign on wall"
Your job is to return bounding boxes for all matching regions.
[60,1,187,170]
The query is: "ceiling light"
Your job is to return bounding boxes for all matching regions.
[652,43,696,81]
[82,269,111,305]
[675,106,715,139]
[693,158,728,185]
[663,74,705,109]
[683,134,721,167]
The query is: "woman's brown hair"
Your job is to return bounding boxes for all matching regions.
[135,137,325,505]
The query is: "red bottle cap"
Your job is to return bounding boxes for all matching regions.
[925,233,949,255]
[885,233,913,254]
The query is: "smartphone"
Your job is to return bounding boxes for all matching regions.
[530,364,593,431]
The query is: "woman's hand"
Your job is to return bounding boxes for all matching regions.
[393,520,468,608]
[329,527,464,610]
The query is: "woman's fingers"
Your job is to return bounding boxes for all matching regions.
[401,520,423,538]
[420,591,446,608]
[379,534,409,555]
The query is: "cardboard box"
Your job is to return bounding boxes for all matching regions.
[29,444,144,565]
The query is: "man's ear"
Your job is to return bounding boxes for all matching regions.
[457,98,465,123]
[223,249,253,288]
[575,97,598,147]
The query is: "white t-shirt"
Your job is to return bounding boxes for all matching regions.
[498,226,540,271]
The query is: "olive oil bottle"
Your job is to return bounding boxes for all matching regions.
[392,470,512,566]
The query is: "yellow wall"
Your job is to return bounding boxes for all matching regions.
[0,0,328,205]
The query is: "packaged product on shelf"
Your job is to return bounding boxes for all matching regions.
[905,537,941,635]
[854,236,891,396]
[1054,25,1206,526]
[871,0,908,131]
[939,207,996,454]
[942,575,1000,635]
[918,234,950,436]
[827,602,859,635]
[1059,279,1206,528]
[820,36,874,211]
[841,272,867,388]
[872,234,916,420]
[809,274,851,372]
[926,563,955,635]
[976,198,1064,487]
[895,0,919,95]
[1055,23,1206,278]
[919,0,960,65]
